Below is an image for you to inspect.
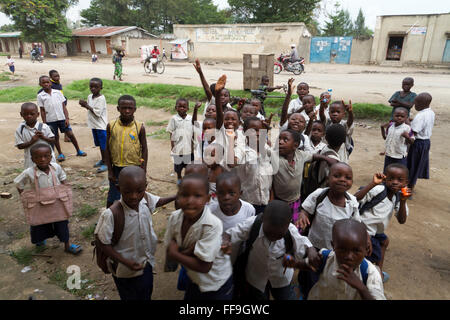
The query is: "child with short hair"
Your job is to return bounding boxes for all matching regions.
[105,95,148,208]
[166,98,194,184]
[15,102,56,168]
[309,121,326,153]
[388,77,416,117]
[286,219,385,300]
[272,129,337,227]
[287,82,309,114]
[320,100,354,160]
[407,92,435,193]
[223,200,319,300]
[37,75,86,161]
[164,174,233,300]
[79,78,108,173]
[380,107,414,171]
[257,75,283,116]
[355,164,410,282]
[5,55,14,74]
[94,166,176,300]
[14,143,82,254]
[203,143,226,204]
[250,98,265,120]
[314,91,331,120]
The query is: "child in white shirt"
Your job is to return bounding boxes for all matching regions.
[5,55,14,74]
[79,78,108,172]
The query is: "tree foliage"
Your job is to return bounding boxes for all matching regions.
[228,0,321,25]
[0,23,16,32]
[353,8,373,39]
[0,0,75,43]
[321,3,353,36]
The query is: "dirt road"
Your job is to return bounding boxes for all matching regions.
[0,57,448,300]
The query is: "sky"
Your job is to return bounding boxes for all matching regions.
[1,0,450,30]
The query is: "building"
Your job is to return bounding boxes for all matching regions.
[173,23,311,61]
[0,32,67,57]
[370,13,450,66]
[70,26,160,57]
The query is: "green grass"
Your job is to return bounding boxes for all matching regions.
[147,128,170,140]
[0,79,391,120]
[0,72,12,81]
[81,224,96,239]
[76,204,98,219]
[146,120,168,126]
[48,268,96,298]
[10,247,34,265]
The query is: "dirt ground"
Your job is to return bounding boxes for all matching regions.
[0,56,448,300]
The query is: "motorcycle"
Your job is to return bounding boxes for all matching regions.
[144,56,165,74]
[31,54,44,63]
[274,54,305,75]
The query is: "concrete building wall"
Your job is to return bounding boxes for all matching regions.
[350,38,373,64]
[126,38,172,57]
[371,13,450,65]
[173,23,311,62]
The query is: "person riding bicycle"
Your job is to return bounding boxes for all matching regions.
[150,46,160,72]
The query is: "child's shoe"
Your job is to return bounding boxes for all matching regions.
[76,150,87,157]
[65,243,82,255]
[382,271,390,283]
[94,160,104,168]
[97,164,107,173]
[35,240,46,247]
[57,154,65,162]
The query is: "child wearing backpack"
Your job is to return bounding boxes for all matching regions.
[15,102,55,168]
[94,166,176,300]
[285,219,385,300]
[354,164,410,282]
[164,174,233,300]
[222,200,320,300]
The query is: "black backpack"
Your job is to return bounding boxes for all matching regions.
[358,184,401,215]
[233,213,294,299]
[301,149,335,201]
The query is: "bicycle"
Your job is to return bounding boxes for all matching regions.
[144,57,165,74]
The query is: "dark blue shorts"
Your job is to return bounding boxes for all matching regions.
[112,263,153,300]
[173,154,194,174]
[367,233,388,263]
[184,275,233,301]
[30,220,69,244]
[92,129,107,150]
[107,166,124,205]
[9,65,15,72]
[47,120,72,136]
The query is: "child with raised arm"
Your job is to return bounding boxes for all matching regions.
[105,95,148,208]
[15,102,55,168]
[164,174,233,300]
[257,75,283,116]
[285,219,385,300]
[407,92,435,193]
[355,164,410,282]
[166,98,194,184]
[94,166,176,300]
[314,91,331,121]
[37,75,87,162]
[380,107,414,171]
[14,143,81,254]
[287,82,309,114]
[79,78,108,173]
[223,200,320,300]
[320,100,354,160]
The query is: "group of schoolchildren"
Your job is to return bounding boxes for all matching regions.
[12,59,435,301]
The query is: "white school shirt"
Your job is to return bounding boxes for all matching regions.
[15,121,56,168]
[308,249,386,300]
[202,98,233,117]
[287,97,302,114]
[94,192,160,278]
[213,126,245,170]
[256,112,265,120]
[309,140,327,154]
[359,185,409,236]
[164,206,233,292]
[37,89,66,122]
[385,123,411,159]
[210,199,255,263]
[314,104,330,121]
[302,188,361,249]
[411,108,435,139]
[226,215,313,292]
[326,119,353,163]
[14,163,66,190]
[86,94,108,130]
[6,58,14,66]
[317,145,341,188]
[166,114,194,156]
[235,146,273,206]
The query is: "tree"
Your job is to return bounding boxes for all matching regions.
[0,0,76,52]
[0,23,16,32]
[321,3,353,36]
[228,0,321,25]
[352,8,373,39]
[80,0,102,27]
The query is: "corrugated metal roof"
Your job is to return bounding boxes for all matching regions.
[0,31,21,38]
[72,26,157,38]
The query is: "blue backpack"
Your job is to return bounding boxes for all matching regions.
[318,249,369,285]
[358,184,401,215]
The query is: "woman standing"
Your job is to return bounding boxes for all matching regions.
[112,49,125,81]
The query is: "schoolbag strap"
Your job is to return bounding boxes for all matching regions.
[313,188,329,216]
[246,214,263,252]
[318,249,331,275]
[37,122,43,132]
[20,123,26,135]
[109,200,125,246]
[360,258,369,285]
[359,184,388,215]
[283,230,294,255]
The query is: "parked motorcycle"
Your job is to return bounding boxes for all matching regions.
[274,54,305,75]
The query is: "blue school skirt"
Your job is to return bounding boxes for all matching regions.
[407,139,430,186]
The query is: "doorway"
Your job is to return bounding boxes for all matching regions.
[89,39,96,53]
[386,36,404,61]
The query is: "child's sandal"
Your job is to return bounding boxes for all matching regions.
[66,244,82,255]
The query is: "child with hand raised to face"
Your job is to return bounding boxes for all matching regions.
[79,78,108,173]
[94,166,176,300]
[355,164,410,283]
[287,82,309,114]
[164,174,233,300]
[286,219,385,300]
[15,102,56,168]
[222,200,320,300]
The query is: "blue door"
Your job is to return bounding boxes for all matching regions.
[310,36,352,64]
[443,39,450,62]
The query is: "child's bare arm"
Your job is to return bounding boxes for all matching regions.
[40,107,47,123]
[312,153,338,166]
[192,102,201,125]
[156,195,177,208]
[104,124,114,183]
[304,111,315,136]
[138,125,148,172]
[343,99,354,128]
[215,75,227,129]
[401,131,414,144]
[380,125,387,140]
[167,239,212,273]
[96,238,144,271]
[319,103,327,124]
[336,264,375,300]
[354,173,385,201]
[280,78,294,126]
[193,59,213,101]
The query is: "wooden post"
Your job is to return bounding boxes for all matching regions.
[243,53,274,90]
